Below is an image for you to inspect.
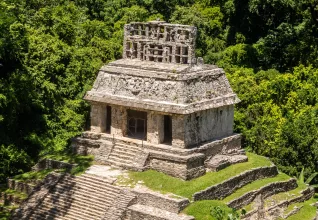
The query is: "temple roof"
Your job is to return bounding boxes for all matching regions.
[84,22,240,114]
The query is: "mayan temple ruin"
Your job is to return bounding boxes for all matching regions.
[8,22,316,220]
[74,20,246,179]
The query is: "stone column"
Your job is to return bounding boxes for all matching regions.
[90,104,106,133]
[111,105,127,137]
[172,115,186,148]
[147,112,164,144]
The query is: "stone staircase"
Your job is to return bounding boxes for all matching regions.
[126,204,194,220]
[107,143,148,170]
[28,173,123,220]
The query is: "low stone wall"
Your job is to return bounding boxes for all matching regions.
[148,151,206,180]
[73,134,207,180]
[242,187,315,219]
[132,188,190,213]
[126,204,195,220]
[7,179,36,195]
[0,192,25,206]
[195,134,242,157]
[193,165,278,201]
[11,172,65,220]
[32,158,77,171]
[227,178,298,209]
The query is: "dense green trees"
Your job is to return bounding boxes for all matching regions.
[0,0,317,182]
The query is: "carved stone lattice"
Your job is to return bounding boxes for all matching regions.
[123,21,197,64]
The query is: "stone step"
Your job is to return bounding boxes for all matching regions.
[127,204,194,220]
[107,158,138,169]
[108,153,134,162]
[31,203,101,220]
[77,173,116,184]
[47,188,118,206]
[44,193,113,211]
[68,178,120,194]
[53,181,120,196]
[114,143,140,153]
[35,200,105,219]
[111,147,137,157]
[108,156,134,164]
[45,199,107,215]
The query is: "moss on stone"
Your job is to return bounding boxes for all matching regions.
[13,169,54,182]
[222,173,291,203]
[286,198,317,220]
[118,152,272,199]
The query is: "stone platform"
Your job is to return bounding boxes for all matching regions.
[71,131,243,180]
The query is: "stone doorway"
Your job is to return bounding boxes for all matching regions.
[127,109,147,140]
[163,115,172,145]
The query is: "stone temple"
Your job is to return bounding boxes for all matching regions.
[72,21,246,180]
[10,22,316,220]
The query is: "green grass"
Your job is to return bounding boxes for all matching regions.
[117,152,272,199]
[242,182,309,214]
[0,203,18,220]
[183,200,239,220]
[286,198,317,220]
[222,173,291,203]
[264,182,308,207]
[0,187,28,200]
[44,154,94,176]
[13,169,54,182]
[283,202,303,215]
[0,209,11,220]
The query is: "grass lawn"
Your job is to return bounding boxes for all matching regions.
[117,152,272,199]
[0,204,18,220]
[44,154,94,176]
[183,200,240,220]
[286,198,317,220]
[264,182,308,207]
[222,173,291,203]
[0,209,11,220]
[0,188,27,200]
[283,202,303,216]
[13,169,54,182]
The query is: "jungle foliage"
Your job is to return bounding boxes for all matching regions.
[0,0,318,182]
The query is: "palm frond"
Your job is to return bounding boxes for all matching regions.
[305,172,318,184]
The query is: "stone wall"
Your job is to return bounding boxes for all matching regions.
[88,104,238,149]
[184,106,234,147]
[147,112,164,145]
[132,189,190,213]
[90,66,235,105]
[193,166,278,201]
[11,172,64,220]
[7,179,36,195]
[195,134,242,158]
[148,156,205,180]
[72,131,242,180]
[227,178,298,209]
[90,104,107,133]
[242,187,315,219]
[32,158,77,171]
[126,204,195,220]
[111,105,127,137]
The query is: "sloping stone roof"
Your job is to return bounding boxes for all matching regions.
[84,22,240,114]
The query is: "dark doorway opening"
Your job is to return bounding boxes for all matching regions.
[127,109,147,140]
[164,115,172,145]
[106,106,111,133]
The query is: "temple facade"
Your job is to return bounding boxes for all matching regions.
[72,21,246,180]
